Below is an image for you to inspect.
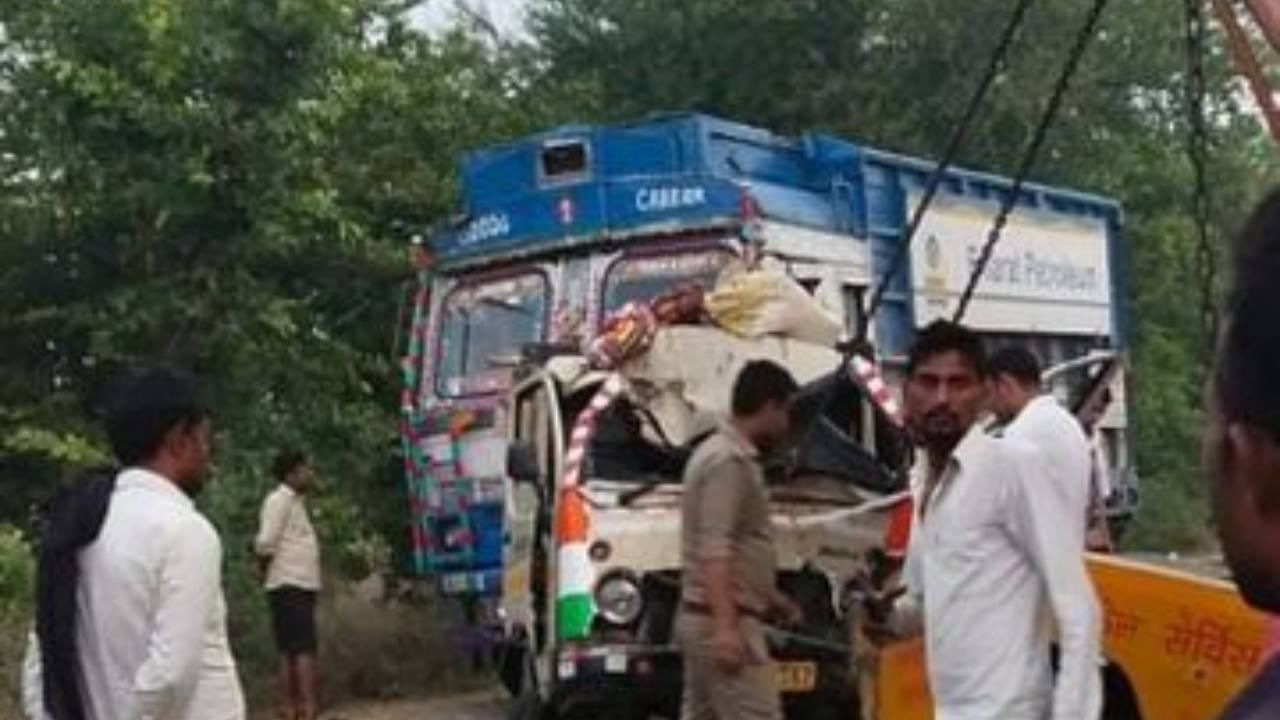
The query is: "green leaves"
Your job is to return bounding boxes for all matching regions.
[2,427,109,467]
[0,525,33,622]
[0,0,547,567]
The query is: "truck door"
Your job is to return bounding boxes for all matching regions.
[502,373,564,650]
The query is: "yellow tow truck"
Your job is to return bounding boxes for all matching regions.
[858,354,1272,719]
[865,554,1271,719]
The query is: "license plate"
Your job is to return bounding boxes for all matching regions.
[776,661,817,693]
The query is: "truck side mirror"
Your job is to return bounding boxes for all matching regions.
[507,442,542,486]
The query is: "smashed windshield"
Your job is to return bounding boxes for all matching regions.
[602,249,735,312]
[436,273,548,397]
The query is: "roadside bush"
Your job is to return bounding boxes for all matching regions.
[0,524,34,719]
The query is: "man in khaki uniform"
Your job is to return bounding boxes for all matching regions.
[678,360,803,720]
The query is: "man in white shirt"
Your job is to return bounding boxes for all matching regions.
[25,368,246,720]
[884,321,1101,720]
[254,451,322,720]
[988,346,1095,549]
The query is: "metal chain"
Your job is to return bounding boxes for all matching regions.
[952,0,1113,323]
[1186,0,1217,353]
[859,0,1036,341]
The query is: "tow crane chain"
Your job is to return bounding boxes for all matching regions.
[953,0,1113,324]
[860,0,1036,340]
[1186,0,1218,355]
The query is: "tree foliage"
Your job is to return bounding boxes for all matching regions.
[0,1,1277,705]
[0,0,564,700]
[0,0,550,539]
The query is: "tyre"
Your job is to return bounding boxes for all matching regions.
[1101,663,1142,720]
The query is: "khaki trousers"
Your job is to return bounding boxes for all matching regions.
[676,612,783,720]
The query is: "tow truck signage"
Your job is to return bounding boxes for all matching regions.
[871,555,1270,720]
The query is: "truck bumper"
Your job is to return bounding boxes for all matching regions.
[552,643,682,718]
[549,643,854,720]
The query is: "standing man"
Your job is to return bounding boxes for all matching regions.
[27,368,245,720]
[886,321,1101,720]
[255,450,322,720]
[988,346,1095,549]
[1205,187,1280,718]
[678,360,803,720]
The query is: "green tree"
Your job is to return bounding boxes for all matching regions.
[0,0,567,700]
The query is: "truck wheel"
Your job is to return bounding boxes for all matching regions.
[1101,663,1142,720]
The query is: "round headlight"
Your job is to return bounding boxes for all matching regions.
[594,572,644,626]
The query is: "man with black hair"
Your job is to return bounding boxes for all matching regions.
[25,368,245,720]
[1207,187,1280,719]
[255,450,322,720]
[677,360,803,720]
[881,321,1101,720]
[988,345,1097,550]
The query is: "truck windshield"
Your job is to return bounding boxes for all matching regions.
[436,273,549,397]
[602,248,735,313]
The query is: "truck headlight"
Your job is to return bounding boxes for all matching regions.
[594,571,644,626]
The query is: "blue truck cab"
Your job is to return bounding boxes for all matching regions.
[400,112,1134,598]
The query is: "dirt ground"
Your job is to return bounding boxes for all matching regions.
[321,689,507,720]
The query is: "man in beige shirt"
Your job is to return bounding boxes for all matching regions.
[678,360,803,720]
[254,450,321,720]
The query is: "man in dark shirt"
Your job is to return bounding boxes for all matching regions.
[1206,186,1280,719]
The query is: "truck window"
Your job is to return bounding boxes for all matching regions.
[602,248,735,314]
[436,273,549,397]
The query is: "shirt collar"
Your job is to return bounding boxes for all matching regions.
[720,419,760,460]
[950,424,989,470]
[911,424,988,486]
[117,466,194,509]
[1010,394,1059,424]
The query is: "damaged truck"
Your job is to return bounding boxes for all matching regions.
[393,113,1223,719]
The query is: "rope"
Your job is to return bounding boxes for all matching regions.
[859,0,1036,340]
[952,0,1113,323]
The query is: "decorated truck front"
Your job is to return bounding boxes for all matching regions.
[397,112,1135,607]
[398,117,783,597]
[495,325,912,720]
